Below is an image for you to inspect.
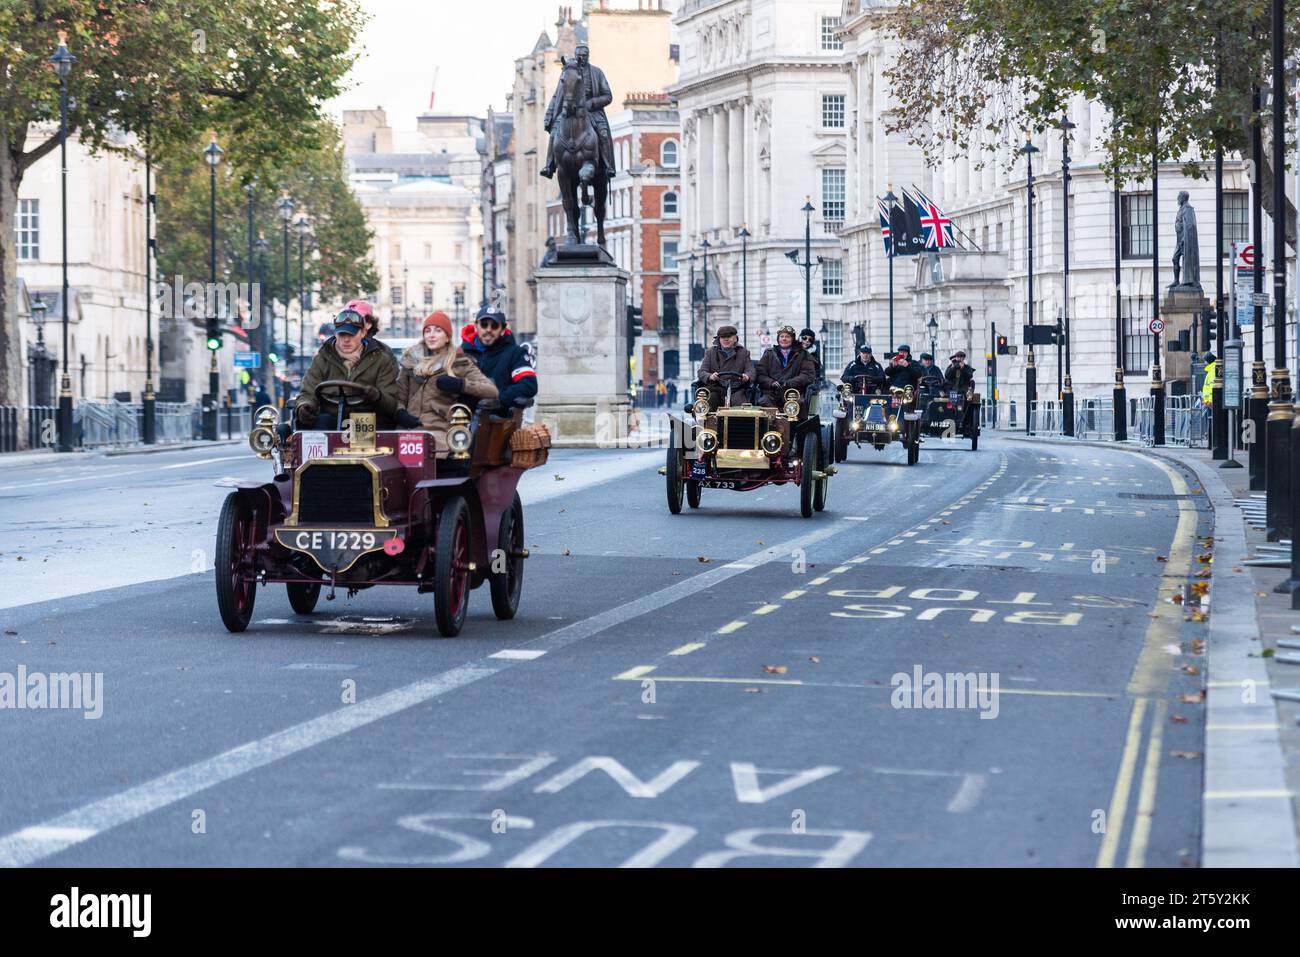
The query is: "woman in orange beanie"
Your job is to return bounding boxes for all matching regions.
[396,311,497,451]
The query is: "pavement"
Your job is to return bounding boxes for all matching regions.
[0,431,1280,867]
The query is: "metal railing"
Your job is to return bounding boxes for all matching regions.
[1164,394,1209,449]
[76,400,142,448]
[1130,395,1155,445]
[156,402,202,444]
[0,406,57,452]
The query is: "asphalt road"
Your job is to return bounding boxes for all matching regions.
[0,433,1213,867]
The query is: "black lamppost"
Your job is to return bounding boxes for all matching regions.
[142,144,156,443]
[295,214,310,376]
[927,314,938,358]
[1266,0,1293,544]
[1114,159,1127,442]
[1151,121,1165,447]
[786,200,821,336]
[1019,132,1040,433]
[277,191,295,390]
[702,239,712,358]
[688,251,697,385]
[202,132,223,441]
[1057,114,1076,436]
[256,234,269,397]
[884,186,898,352]
[1249,84,1267,489]
[1212,45,1228,460]
[245,180,267,383]
[50,32,75,452]
[738,225,751,349]
[30,294,49,408]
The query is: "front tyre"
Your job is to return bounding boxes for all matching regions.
[666,443,684,514]
[686,481,702,508]
[799,431,817,518]
[286,582,321,614]
[215,492,258,632]
[489,493,525,620]
[813,435,828,512]
[834,416,849,462]
[434,495,472,637]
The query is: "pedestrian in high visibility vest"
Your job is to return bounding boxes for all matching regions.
[1201,352,1217,403]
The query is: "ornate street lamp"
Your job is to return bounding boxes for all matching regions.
[927,314,939,358]
[738,225,750,350]
[202,132,224,441]
[1018,132,1040,434]
[1057,113,1076,436]
[295,214,311,371]
[50,32,75,451]
[277,191,295,385]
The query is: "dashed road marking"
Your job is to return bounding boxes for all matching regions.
[489,649,547,661]
[668,643,705,656]
[716,621,747,635]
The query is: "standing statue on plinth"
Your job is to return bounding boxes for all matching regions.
[539,43,615,250]
[1172,191,1201,291]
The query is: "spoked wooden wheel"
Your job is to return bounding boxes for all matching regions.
[489,493,525,621]
[686,480,703,508]
[215,492,258,632]
[666,443,684,514]
[434,496,473,637]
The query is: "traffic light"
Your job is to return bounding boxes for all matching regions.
[626,304,643,357]
[996,334,1009,355]
[986,354,994,375]
[205,317,222,350]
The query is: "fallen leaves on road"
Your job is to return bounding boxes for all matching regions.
[1233,567,1243,573]
[1156,555,1168,562]
[1179,690,1206,703]
[1255,591,1267,598]
[561,549,571,556]
[1170,593,1184,604]
[1170,714,1188,724]
[1190,639,1206,655]
[1196,554,1213,565]
[553,474,565,481]
[697,556,711,563]
[1180,664,1200,675]
[809,656,820,664]
[1169,751,1203,760]
[1190,582,1209,596]
[1195,568,1211,578]
[762,665,788,674]
[3,630,15,636]
[1187,610,1208,622]
[744,687,764,694]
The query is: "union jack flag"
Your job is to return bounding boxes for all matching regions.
[877,199,892,257]
[910,186,955,250]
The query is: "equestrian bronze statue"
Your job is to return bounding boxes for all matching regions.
[540,43,614,249]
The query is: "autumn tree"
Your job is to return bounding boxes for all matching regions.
[884,0,1295,237]
[0,0,365,406]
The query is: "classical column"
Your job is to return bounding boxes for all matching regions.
[729,102,744,229]
[713,105,729,235]
[743,98,756,230]
[698,109,714,234]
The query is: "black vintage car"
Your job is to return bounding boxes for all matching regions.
[831,376,922,465]
[921,384,981,451]
[661,372,832,518]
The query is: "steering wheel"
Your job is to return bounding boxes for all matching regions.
[715,371,746,380]
[314,379,380,409]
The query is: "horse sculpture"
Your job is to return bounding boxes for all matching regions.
[551,57,608,248]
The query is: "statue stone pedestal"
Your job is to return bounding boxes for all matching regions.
[1161,286,1209,388]
[533,258,630,447]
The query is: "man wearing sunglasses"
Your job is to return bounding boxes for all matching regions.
[294,303,400,429]
[460,307,538,412]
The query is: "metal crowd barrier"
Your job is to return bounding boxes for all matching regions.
[154,402,202,443]
[1028,400,1064,436]
[1130,395,1155,446]
[75,400,141,448]
[1164,394,1209,449]
[1073,397,1113,440]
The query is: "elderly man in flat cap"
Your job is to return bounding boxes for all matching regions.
[694,324,755,410]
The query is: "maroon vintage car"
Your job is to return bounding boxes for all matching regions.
[214,382,546,637]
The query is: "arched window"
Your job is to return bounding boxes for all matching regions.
[662,191,679,218]
[661,139,679,168]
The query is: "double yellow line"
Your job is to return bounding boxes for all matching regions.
[1096,454,1198,869]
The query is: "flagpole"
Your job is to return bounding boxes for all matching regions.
[884,186,899,354]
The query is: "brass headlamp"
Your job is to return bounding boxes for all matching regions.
[782,388,801,419]
[447,404,473,458]
[247,405,281,459]
[693,387,711,416]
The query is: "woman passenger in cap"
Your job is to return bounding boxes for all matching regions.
[396,311,498,452]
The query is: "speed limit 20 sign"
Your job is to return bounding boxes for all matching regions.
[1148,317,1166,335]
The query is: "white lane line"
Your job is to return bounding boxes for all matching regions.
[0,454,248,491]
[946,773,987,813]
[159,455,248,470]
[488,649,546,661]
[0,516,860,868]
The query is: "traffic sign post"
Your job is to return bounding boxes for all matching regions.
[1148,317,1165,336]
[233,352,262,369]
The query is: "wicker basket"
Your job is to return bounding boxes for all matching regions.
[510,422,552,469]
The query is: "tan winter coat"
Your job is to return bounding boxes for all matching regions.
[296,336,399,428]
[396,344,498,452]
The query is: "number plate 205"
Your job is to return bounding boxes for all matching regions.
[275,528,399,574]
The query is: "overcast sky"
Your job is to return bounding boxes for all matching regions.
[327,0,569,128]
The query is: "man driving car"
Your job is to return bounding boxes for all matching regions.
[294,307,399,429]
[695,324,755,409]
